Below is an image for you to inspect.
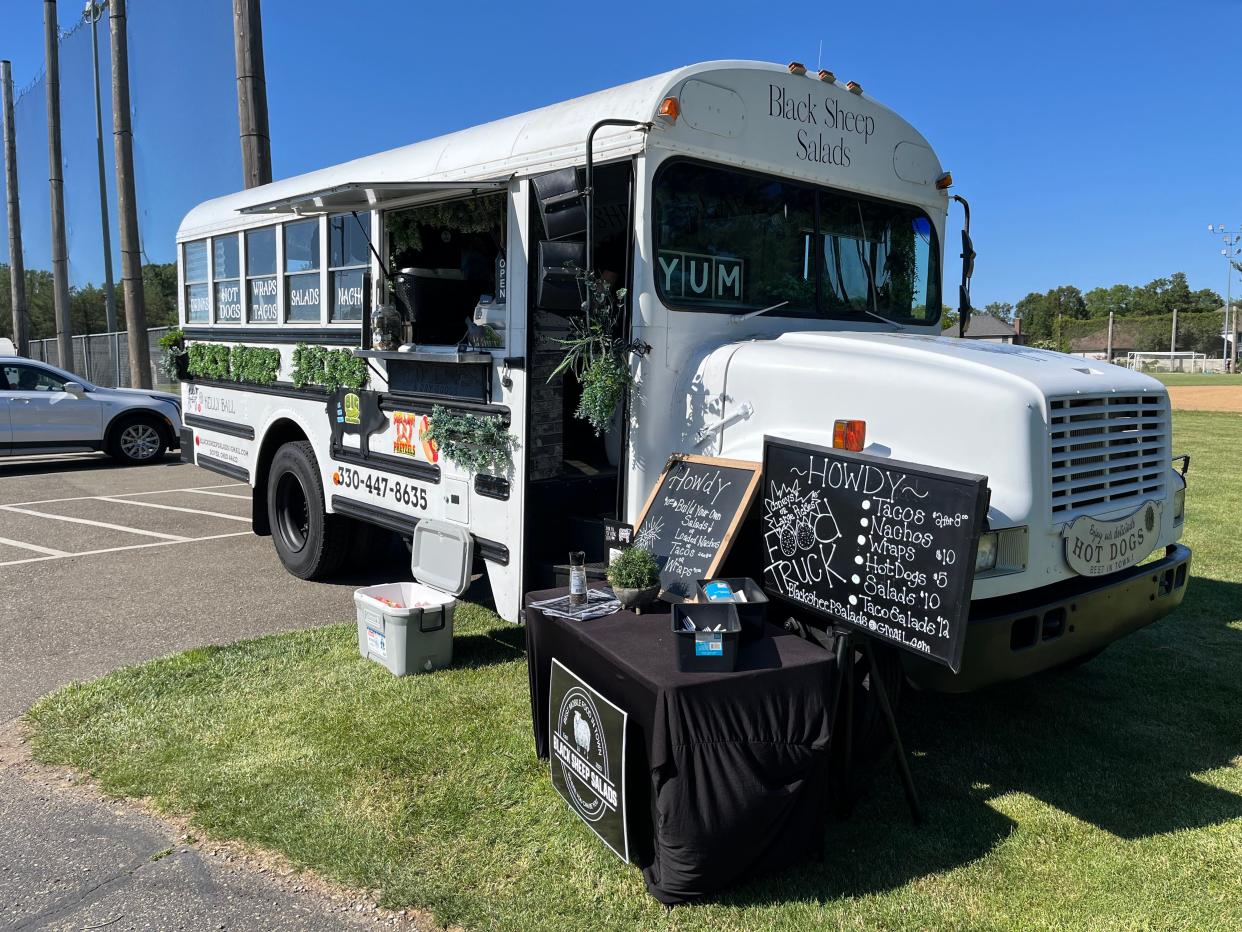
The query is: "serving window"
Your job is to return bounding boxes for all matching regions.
[183,240,210,323]
[384,194,506,345]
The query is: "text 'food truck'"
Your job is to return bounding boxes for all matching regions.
[174,60,1191,691]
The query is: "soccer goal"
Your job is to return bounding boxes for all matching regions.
[1124,351,1208,373]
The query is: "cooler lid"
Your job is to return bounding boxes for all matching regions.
[410,519,474,596]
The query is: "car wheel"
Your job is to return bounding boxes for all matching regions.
[267,441,348,580]
[109,414,168,465]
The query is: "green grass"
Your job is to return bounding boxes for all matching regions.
[1152,372,1242,386]
[26,412,1242,931]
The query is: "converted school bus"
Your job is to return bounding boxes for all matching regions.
[176,60,1190,691]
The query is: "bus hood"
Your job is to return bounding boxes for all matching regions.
[689,328,1171,532]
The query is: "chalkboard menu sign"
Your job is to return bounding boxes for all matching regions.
[633,454,762,601]
[761,438,989,672]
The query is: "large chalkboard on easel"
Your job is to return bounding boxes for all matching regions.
[633,455,762,601]
[761,437,989,672]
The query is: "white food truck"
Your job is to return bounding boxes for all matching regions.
[176,60,1190,691]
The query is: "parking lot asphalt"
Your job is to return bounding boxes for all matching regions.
[0,452,417,931]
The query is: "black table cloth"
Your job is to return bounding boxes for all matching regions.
[525,589,836,904]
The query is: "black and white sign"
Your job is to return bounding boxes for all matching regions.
[657,250,744,303]
[761,437,989,672]
[1062,500,1161,577]
[549,659,628,862]
[633,455,762,601]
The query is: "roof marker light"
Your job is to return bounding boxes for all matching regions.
[846,80,863,95]
[935,171,954,190]
[817,69,836,83]
[788,61,807,75]
[833,419,867,452]
[657,96,680,122]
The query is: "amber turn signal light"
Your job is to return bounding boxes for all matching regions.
[658,96,680,122]
[833,419,867,452]
[788,61,807,75]
[935,171,954,190]
[817,69,836,83]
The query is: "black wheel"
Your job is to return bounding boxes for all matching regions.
[266,441,348,579]
[108,414,168,465]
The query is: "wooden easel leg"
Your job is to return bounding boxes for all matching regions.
[864,642,923,825]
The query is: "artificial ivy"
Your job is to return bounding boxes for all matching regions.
[423,404,516,473]
[184,341,280,384]
[186,343,232,380]
[228,345,281,385]
[291,343,368,392]
[158,328,186,380]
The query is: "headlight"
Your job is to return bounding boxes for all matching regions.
[975,532,998,572]
[974,526,1029,576]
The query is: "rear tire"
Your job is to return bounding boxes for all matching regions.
[108,414,168,465]
[267,441,348,580]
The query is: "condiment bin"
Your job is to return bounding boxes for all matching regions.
[672,603,742,673]
[695,577,770,642]
[354,582,455,675]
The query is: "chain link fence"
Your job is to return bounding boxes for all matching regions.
[25,326,177,392]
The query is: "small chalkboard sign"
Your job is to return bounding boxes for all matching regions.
[761,437,989,673]
[633,454,762,601]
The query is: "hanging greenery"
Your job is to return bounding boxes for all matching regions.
[549,270,649,436]
[423,405,517,473]
[386,195,506,257]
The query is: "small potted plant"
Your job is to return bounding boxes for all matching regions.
[606,546,660,614]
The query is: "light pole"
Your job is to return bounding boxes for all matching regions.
[1207,224,1241,372]
[84,0,119,346]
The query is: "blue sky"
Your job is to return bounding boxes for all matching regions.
[3,0,1241,308]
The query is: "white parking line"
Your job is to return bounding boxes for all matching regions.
[0,535,70,557]
[2,483,247,508]
[0,506,189,541]
[184,488,251,501]
[0,531,252,568]
[98,496,251,523]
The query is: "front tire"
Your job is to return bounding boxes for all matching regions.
[267,441,348,580]
[108,414,168,465]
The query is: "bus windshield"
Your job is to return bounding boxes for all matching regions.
[653,160,941,325]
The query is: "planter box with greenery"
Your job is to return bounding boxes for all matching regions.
[291,343,368,392]
[183,341,281,385]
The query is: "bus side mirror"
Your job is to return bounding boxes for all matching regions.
[537,241,585,312]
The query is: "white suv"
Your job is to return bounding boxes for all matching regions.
[0,356,182,465]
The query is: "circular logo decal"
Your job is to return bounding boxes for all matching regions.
[554,686,610,822]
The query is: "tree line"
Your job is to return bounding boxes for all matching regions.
[944,272,1224,347]
[0,263,179,344]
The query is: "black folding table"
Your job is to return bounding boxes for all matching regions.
[525,589,836,904]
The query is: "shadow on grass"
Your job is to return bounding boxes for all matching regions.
[718,576,1242,906]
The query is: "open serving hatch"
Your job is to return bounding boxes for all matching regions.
[236,179,511,217]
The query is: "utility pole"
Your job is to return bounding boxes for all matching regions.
[233,0,272,188]
[2,61,29,356]
[85,0,118,337]
[1106,310,1114,363]
[109,0,150,387]
[45,0,74,369]
[1207,225,1241,373]
[1170,307,1178,361]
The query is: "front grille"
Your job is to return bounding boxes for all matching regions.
[1048,393,1168,517]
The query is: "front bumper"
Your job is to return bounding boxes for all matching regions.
[906,544,1192,693]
